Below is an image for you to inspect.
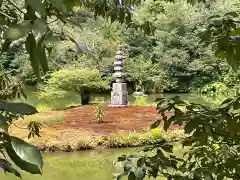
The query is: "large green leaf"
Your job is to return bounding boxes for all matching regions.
[215,49,226,59]
[117,155,127,162]
[32,18,47,44]
[151,119,161,129]
[42,30,60,46]
[37,31,50,74]
[220,98,233,108]
[38,46,49,74]
[3,21,31,41]
[230,28,240,36]
[63,0,83,9]
[226,47,239,72]
[26,29,55,76]
[224,11,239,17]
[0,115,8,134]
[163,116,173,131]
[184,120,197,134]
[25,33,40,78]
[137,157,145,168]
[134,168,144,180]
[128,171,136,180]
[0,158,21,178]
[0,100,38,115]
[124,161,133,173]
[5,136,43,174]
[49,0,67,14]
[25,0,46,16]
[161,144,173,153]
[1,39,12,52]
[116,172,128,180]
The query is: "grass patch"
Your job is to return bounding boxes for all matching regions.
[129,96,156,107]
[21,112,65,126]
[36,104,51,112]
[91,97,106,104]
[28,128,184,152]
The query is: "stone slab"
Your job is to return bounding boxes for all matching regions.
[108,104,128,108]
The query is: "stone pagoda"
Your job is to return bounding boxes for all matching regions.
[108,46,128,107]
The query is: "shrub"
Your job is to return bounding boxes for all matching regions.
[43,68,110,105]
[94,105,105,124]
[47,68,110,92]
[134,96,148,106]
[22,112,65,126]
[200,82,228,95]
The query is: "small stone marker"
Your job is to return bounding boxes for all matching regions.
[108,46,128,107]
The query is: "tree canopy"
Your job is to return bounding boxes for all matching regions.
[2,0,239,78]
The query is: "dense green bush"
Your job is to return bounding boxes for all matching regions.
[42,68,110,104]
[47,68,110,91]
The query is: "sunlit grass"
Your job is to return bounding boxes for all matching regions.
[22,128,185,152]
[129,96,157,106]
[36,104,51,112]
[21,112,65,126]
[65,103,81,108]
[91,96,106,104]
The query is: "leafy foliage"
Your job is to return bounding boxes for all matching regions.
[122,0,239,92]
[200,11,240,72]
[116,95,240,179]
[0,69,43,177]
[40,68,110,105]
[0,0,150,79]
[45,68,110,92]
[114,2,240,179]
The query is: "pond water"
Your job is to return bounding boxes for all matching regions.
[16,86,223,110]
[1,144,184,180]
[0,148,143,180]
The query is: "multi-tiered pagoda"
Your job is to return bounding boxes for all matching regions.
[108,46,128,107]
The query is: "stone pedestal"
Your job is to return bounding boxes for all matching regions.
[108,83,128,107]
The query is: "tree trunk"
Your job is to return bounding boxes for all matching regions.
[80,89,90,105]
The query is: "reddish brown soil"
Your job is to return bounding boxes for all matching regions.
[50,105,179,136]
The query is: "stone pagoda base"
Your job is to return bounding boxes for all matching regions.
[108,83,128,108]
[108,104,128,108]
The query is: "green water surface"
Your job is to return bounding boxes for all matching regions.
[1,144,184,180]
[1,148,144,180]
[16,86,221,109]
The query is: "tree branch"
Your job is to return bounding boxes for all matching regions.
[0,10,16,20]
[6,0,26,16]
[11,123,28,130]
[47,18,58,24]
